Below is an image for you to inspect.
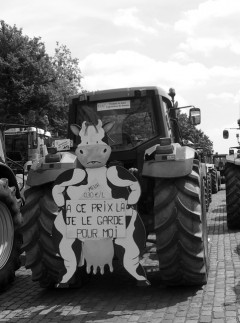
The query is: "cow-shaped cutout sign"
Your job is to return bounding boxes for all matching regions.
[52,119,150,287]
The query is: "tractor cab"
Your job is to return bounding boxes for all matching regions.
[68,87,200,172]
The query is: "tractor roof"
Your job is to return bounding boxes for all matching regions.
[70,86,171,102]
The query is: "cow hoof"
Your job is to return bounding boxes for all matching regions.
[55,282,69,288]
[137,279,151,287]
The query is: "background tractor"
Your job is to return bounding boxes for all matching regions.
[223,120,240,229]
[4,125,51,173]
[204,152,221,194]
[188,147,217,211]
[0,124,23,291]
[212,153,227,185]
[21,86,209,288]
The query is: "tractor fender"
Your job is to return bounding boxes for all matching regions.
[26,152,79,187]
[142,144,195,178]
[226,154,240,166]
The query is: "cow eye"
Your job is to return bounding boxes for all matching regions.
[103,148,107,153]
[80,150,84,154]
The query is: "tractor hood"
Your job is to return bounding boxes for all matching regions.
[26,152,79,187]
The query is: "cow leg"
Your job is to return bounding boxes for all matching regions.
[59,238,77,283]
[115,236,149,285]
[115,210,150,286]
[54,211,77,284]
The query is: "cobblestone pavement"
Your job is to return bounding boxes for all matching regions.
[1,188,240,323]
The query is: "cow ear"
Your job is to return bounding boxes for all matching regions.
[103,121,115,133]
[70,124,81,136]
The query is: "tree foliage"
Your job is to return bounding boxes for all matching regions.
[47,42,83,136]
[0,21,82,137]
[178,112,213,155]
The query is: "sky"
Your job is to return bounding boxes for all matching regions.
[2,0,240,154]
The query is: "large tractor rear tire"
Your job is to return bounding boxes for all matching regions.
[217,171,221,190]
[203,176,209,212]
[225,162,240,229]
[207,172,212,204]
[211,168,218,194]
[154,160,209,286]
[0,179,22,291]
[21,185,90,288]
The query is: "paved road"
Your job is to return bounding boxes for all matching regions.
[1,188,240,323]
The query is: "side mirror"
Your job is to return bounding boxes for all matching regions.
[189,107,201,125]
[223,130,229,139]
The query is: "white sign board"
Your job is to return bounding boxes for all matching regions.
[53,139,72,151]
[66,199,127,239]
[97,100,130,111]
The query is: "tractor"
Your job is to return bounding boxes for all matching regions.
[0,124,23,291]
[212,153,227,185]
[21,86,209,288]
[187,146,215,211]
[223,120,240,229]
[4,125,51,173]
[204,152,221,194]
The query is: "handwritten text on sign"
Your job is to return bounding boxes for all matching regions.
[66,199,127,239]
[97,100,130,111]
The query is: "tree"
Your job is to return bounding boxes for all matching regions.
[47,43,83,136]
[0,20,54,123]
[178,112,213,155]
[0,21,83,137]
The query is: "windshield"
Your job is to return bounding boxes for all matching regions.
[5,133,28,161]
[76,96,156,151]
[213,156,226,166]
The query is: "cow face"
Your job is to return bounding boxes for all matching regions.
[71,120,114,168]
